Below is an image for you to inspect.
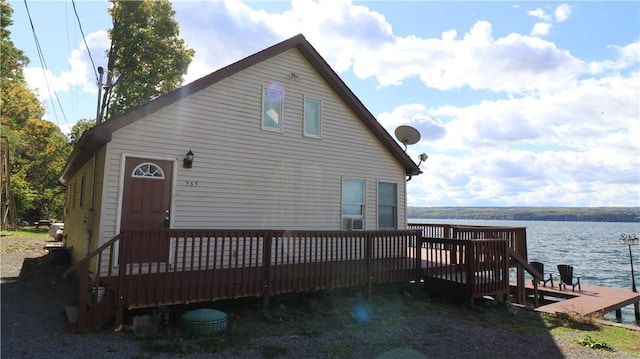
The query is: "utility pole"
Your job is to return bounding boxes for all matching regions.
[1,136,17,230]
[96,66,105,124]
[95,66,120,124]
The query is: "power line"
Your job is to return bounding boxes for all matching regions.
[71,0,99,84]
[22,0,68,126]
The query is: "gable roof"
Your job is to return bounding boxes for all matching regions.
[60,34,421,183]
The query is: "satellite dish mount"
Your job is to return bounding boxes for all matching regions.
[395,125,421,151]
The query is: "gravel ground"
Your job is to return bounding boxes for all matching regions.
[2,233,639,359]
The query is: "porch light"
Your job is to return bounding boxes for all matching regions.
[418,153,428,167]
[618,233,639,321]
[183,149,194,168]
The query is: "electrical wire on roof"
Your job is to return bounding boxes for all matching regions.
[22,0,69,126]
[71,0,99,83]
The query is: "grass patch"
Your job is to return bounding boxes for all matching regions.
[1,227,50,238]
[0,228,50,253]
[123,290,640,357]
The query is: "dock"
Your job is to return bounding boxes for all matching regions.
[514,282,640,321]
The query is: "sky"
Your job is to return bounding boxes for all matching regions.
[7,0,640,208]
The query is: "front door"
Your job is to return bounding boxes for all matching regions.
[121,157,173,263]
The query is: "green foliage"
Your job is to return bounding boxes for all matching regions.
[576,335,613,351]
[68,118,96,145]
[0,81,44,130]
[8,119,70,220]
[1,1,67,222]
[104,0,194,120]
[0,0,29,87]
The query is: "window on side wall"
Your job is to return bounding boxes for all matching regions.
[378,182,397,229]
[304,97,321,138]
[342,179,365,230]
[79,175,85,209]
[262,86,283,132]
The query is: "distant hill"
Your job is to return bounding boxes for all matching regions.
[407,207,640,223]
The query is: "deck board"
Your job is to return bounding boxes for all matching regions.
[519,282,640,317]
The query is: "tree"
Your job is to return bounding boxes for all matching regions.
[10,119,70,221]
[68,118,96,145]
[102,0,194,121]
[1,1,68,221]
[0,1,42,130]
[0,0,29,87]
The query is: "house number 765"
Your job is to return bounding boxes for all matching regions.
[185,181,198,187]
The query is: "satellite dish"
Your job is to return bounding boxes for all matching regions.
[395,125,421,151]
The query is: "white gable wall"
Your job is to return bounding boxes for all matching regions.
[99,48,406,243]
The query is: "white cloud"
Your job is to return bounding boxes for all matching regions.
[377,104,446,143]
[531,22,552,36]
[554,4,572,23]
[24,30,109,102]
[175,2,586,96]
[406,67,640,206]
[586,41,640,74]
[175,0,394,80]
[528,8,551,21]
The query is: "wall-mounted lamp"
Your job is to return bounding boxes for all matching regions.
[407,153,429,182]
[418,153,429,166]
[183,149,194,168]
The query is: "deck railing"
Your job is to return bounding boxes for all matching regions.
[408,223,528,265]
[416,237,510,304]
[63,224,529,332]
[65,229,422,332]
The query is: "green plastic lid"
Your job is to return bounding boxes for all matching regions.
[182,309,226,322]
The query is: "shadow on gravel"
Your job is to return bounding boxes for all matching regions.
[0,249,598,358]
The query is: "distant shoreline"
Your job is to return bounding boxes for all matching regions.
[407,207,640,223]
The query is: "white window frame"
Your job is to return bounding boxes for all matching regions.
[131,162,165,179]
[262,85,284,132]
[377,181,398,230]
[341,178,365,231]
[303,96,322,138]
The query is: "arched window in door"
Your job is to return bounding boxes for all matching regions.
[131,162,165,179]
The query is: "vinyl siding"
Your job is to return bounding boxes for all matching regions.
[63,147,106,264]
[97,48,406,247]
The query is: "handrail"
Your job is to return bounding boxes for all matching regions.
[508,248,540,306]
[508,248,541,280]
[63,233,122,278]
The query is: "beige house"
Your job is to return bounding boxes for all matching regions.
[60,34,422,265]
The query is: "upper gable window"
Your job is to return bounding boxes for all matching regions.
[304,97,321,138]
[132,163,165,179]
[262,86,283,132]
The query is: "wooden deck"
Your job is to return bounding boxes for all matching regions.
[516,281,640,319]
[63,225,530,332]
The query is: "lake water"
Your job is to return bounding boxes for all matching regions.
[409,218,640,325]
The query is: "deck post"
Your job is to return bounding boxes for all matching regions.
[366,232,373,301]
[262,232,273,315]
[415,236,423,286]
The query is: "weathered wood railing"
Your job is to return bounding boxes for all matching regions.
[416,237,510,304]
[408,223,528,262]
[64,229,422,332]
[63,224,532,332]
[409,223,536,305]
